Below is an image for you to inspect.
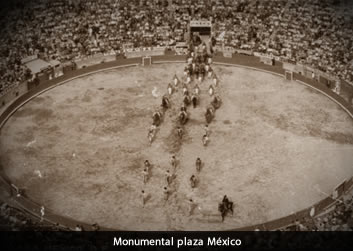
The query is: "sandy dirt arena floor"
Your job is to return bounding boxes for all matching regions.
[1,63,353,230]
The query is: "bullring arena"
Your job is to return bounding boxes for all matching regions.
[1,56,353,230]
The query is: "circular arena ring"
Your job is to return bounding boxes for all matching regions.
[0,56,353,230]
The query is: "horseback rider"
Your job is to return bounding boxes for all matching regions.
[170,155,177,168]
[162,95,170,109]
[142,190,148,206]
[202,134,209,146]
[167,83,173,95]
[183,67,188,76]
[194,64,200,79]
[180,104,187,112]
[179,110,188,124]
[222,195,234,214]
[222,195,229,205]
[183,94,191,107]
[186,74,191,84]
[182,83,188,95]
[152,109,164,126]
[204,124,210,137]
[188,198,195,216]
[190,175,197,188]
[198,74,202,83]
[149,124,157,133]
[213,75,218,86]
[144,160,151,172]
[208,67,213,78]
[177,126,183,139]
[211,95,221,109]
[208,84,214,96]
[163,186,170,201]
[173,74,179,87]
[194,84,200,95]
[191,94,198,108]
[166,170,173,185]
[143,168,149,183]
[196,157,202,172]
[199,63,205,78]
[148,131,154,144]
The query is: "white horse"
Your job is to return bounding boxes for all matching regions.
[186,75,191,85]
[198,75,202,83]
[207,57,212,64]
[183,85,188,96]
[213,76,218,87]
[208,85,214,96]
[194,84,200,95]
[148,125,157,144]
[167,83,173,95]
[173,75,179,87]
[208,70,213,78]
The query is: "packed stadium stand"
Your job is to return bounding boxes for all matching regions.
[0,0,353,97]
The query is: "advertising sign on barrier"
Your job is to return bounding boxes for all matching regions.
[125,47,166,58]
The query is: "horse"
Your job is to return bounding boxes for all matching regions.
[182,84,189,96]
[176,126,183,139]
[202,134,209,146]
[190,175,197,188]
[194,65,199,79]
[147,125,157,144]
[186,75,192,85]
[148,130,155,145]
[208,85,214,96]
[196,158,202,172]
[167,83,173,95]
[191,94,199,108]
[211,95,222,110]
[199,64,205,78]
[208,68,213,78]
[173,75,179,87]
[213,76,218,86]
[178,110,188,125]
[152,111,163,126]
[218,199,234,222]
[218,203,227,222]
[194,84,200,95]
[161,95,170,110]
[183,94,191,107]
[198,75,203,83]
[180,104,187,112]
[205,106,215,124]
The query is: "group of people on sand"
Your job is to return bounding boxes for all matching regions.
[142,39,233,222]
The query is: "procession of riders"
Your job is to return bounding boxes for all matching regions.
[144,39,233,222]
[147,41,222,146]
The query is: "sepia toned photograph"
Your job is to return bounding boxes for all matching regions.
[0,0,352,242]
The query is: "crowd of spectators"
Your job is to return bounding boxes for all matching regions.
[0,201,62,231]
[283,191,353,231]
[0,0,353,97]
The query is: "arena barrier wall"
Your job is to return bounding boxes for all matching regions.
[0,55,353,231]
[125,47,166,59]
[0,82,28,113]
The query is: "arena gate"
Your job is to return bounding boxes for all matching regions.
[142,56,152,66]
[285,71,293,81]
